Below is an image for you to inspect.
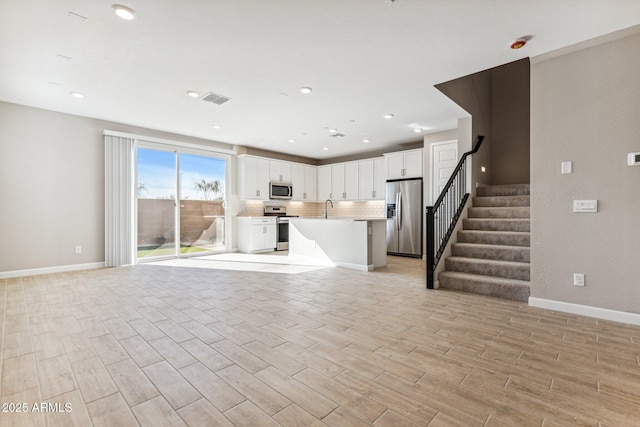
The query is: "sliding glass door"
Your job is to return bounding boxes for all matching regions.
[136,146,227,260]
[178,153,226,253]
[137,148,177,259]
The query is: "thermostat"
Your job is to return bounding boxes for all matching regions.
[629,152,640,166]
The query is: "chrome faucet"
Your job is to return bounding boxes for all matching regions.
[323,199,333,219]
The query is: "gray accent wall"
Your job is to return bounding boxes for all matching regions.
[436,58,530,187]
[530,28,640,314]
[0,102,234,274]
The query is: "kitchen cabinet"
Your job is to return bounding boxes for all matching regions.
[317,165,332,201]
[303,165,317,201]
[358,157,386,200]
[237,217,276,253]
[331,162,358,200]
[384,148,423,180]
[269,160,291,183]
[291,163,317,201]
[238,155,270,200]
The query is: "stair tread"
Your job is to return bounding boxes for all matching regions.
[460,230,530,236]
[470,206,530,210]
[476,184,530,197]
[447,256,530,267]
[465,218,530,221]
[440,271,530,286]
[473,195,530,206]
[453,242,530,248]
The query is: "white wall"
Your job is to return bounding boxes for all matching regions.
[0,102,234,274]
[530,28,640,314]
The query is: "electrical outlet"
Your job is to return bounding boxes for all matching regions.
[75,246,82,254]
[573,273,585,286]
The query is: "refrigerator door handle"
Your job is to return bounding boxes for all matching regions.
[394,192,399,231]
[397,192,402,230]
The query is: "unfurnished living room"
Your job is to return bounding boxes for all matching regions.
[1,1,640,426]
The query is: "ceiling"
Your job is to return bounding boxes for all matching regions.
[1,1,640,160]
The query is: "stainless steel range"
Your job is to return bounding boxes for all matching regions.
[264,206,298,251]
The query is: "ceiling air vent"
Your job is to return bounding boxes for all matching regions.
[201,92,231,105]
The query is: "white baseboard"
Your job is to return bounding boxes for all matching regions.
[0,262,105,279]
[529,297,640,326]
[334,261,370,272]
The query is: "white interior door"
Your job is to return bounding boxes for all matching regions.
[430,140,458,204]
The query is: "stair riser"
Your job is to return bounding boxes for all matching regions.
[458,231,530,247]
[473,196,530,207]
[462,219,530,232]
[445,258,530,281]
[477,184,530,197]
[439,274,530,303]
[468,207,530,219]
[452,244,530,263]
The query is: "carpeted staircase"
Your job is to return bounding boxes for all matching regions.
[439,184,530,302]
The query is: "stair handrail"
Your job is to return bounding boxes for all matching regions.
[425,135,484,289]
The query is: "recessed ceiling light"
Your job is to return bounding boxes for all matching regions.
[212,123,221,129]
[288,139,296,143]
[413,128,423,133]
[323,147,329,151]
[328,128,337,133]
[363,139,371,143]
[69,91,84,99]
[186,91,200,98]
[300,87,312,94]
[112,4,136,20]
[383,113,394,119]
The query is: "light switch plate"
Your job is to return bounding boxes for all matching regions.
[561,161,572,174]
[628,152,640,166]
[573,273,585,286]
[573,200,598,213]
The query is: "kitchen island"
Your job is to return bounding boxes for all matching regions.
[288,218,386,271]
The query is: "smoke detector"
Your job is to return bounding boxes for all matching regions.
[510,35,532,50]
[201,92,231,105]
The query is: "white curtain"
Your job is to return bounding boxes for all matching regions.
[104,134,135,267]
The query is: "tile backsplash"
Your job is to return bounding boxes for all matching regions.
[238,200,385,218]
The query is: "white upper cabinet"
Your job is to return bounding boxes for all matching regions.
[358,157,386,200]
[269,160,291,183]
[344,162,359,200]
[291,163,317,201]
[330,162,358,200]
[304,164,317,201]
[384,148,423,180]
[317,165,332,201]
[331,164,345,199]
[238,155,270,200]
[291,163,304,200]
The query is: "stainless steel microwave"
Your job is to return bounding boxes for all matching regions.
[269,182,293,199]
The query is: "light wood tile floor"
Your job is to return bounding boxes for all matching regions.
[2,256,640,426]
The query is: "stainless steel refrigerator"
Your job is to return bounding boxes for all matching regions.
[386,178,423,258]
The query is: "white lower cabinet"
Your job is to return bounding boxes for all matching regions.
[237,217,276,253]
